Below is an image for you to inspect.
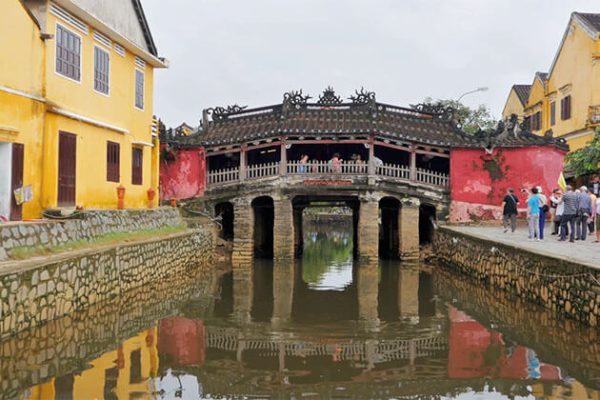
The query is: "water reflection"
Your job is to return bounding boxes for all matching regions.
[7,224,600,399]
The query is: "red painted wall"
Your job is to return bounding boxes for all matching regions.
[449,146,566,222]
[159,147,206,200]
[158,316,206,366]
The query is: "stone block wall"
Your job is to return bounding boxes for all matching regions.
[0,207,183,262]
[434,227,600,327]
[0,264,219,399]
[0,225,214,338]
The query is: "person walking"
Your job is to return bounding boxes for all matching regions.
[501,188,519,233]
[576,186,592,241]
[589,190,597,235]
[527,187,541,241]
[559,185,578,242]
[595,194,600,243]
[550,189,562,235]
[537,186,548,240]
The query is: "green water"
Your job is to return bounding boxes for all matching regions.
[4,223,600,400]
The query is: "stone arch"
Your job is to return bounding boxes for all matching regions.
[252,195,274,258]
[419,203,437,245]
[215,201,234,240]
[379,196,400,259]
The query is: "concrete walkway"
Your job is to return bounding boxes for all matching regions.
[444,225,600,269]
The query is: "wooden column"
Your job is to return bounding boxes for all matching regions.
[409,145,417,182]
[368,137,375,175]
[240,145,247,181]
[399,197,420,260]
[280,141,287,176]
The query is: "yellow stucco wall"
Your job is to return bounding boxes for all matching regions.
[501,89,526,120]
[524,16,600,152]
[1,0,162,219]
[0,0,46,220]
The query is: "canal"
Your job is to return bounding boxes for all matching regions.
[4,220,600,399]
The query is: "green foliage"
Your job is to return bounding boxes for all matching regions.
[422,97,497,134]
[301,232,353,284]
[565,128,600,176]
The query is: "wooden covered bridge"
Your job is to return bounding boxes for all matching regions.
[160,88,566,264]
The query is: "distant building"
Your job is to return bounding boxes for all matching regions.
[174,122,195,136]
[0,0,168,221]
[501,84,531,121]
[503,12,600,152]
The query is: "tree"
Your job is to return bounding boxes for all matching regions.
[421,97,497,134]
[565,128,600,176]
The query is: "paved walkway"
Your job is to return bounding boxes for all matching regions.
[444,225,600,269]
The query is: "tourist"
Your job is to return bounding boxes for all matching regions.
[537,186,548,240]
[559,185,578,242]
[330,153,342,173]
[589,175,600,196]
[527,187,541,241]
[550,189,563,236]
[575,186,592,241]
[596,194,600,243]
[298,154,309,173]
[588,189,597,235]
[501,188,519,233]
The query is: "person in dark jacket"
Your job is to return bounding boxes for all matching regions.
[559,185,578,242]
[576,186,592,241]
[501,188,519,233]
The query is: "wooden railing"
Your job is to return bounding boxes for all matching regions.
[416,168,448,187]
[246,162,279,180]
[206,161,448,188]
[287,161,368,175]
[207,167,240,185]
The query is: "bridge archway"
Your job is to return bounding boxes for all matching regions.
[252,196,274,258]
[419,203,437,245]
[215,201,234,240]
[379,197,400,259]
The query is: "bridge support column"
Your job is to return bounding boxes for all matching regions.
[232,197,254,265]
[398,265,419,320]
[399,198,420,260]
[357,197,379,263]
[273,197,295,260]
[272,261,295,328]
[357,263,379,331]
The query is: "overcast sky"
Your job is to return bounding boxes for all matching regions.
[143,0,598,128]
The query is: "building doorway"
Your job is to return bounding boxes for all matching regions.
[58,132,76,207]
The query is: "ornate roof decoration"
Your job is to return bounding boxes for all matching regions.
[283,89,311,109]
[317,86,343,106]
[349,87,376,105]
[410,103,455,121]
[206,104,247,121]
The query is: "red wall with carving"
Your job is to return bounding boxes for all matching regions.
[159,147,206,200]
[449,146,566,222]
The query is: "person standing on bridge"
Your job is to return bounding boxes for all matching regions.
[527,187,541,241]
[298,154,309,173]
[330,153,342,173]
[501,188,519,233]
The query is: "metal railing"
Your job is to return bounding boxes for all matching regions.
[206,161,448,188]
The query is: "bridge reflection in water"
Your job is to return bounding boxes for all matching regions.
[11,225,600,399]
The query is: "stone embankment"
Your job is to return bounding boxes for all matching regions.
[0,208,216,338]
[0,208,183,261]
[434,226,600,327]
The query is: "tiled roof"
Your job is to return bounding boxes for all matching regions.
[181,103,477,148]
[174,92,568,151]
[512,84,531,107]
[575,12,600,33]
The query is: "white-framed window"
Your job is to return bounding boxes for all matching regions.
[55,24,82,82]
[135,69,144,110]
[93,46,110,95]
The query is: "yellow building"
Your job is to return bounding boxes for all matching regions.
[506,12,600,152]
[501,84,531,121]
[0,0,167,221]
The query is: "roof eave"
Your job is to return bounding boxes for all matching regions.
[53,0,168,68]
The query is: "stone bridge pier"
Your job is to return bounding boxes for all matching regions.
[230,191,423,265]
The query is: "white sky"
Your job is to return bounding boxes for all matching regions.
[143,0,599,127]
